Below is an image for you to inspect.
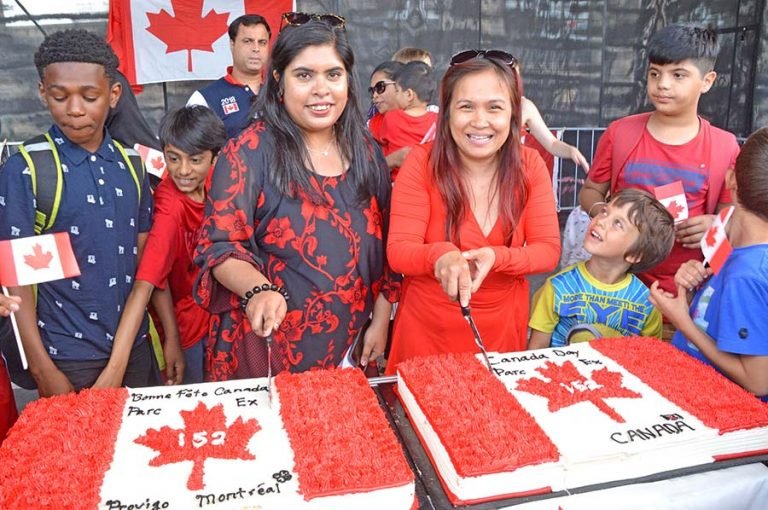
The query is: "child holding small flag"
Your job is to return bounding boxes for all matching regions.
[650,128,768,401]
[578,24,740,312]
[106,106,225,386]
[0,30,153,396]
[0,295,20,317]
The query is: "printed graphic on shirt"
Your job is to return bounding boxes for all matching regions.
[537,265,656,348]
[555,293,649,339]
[221,96,240,115]
[624,159,707,192]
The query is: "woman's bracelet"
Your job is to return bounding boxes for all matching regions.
[240,283,289,311]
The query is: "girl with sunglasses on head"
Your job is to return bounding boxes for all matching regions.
[385,50,561,373]
[195,13,398,380]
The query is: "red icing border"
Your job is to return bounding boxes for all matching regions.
[0,388,128,509]
[276,368,413,500]
[399,392,553,506]
[397,353,560,478]
[592,337,768,433]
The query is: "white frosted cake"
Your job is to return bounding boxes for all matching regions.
[0,369,415,509]
[397,337,768,505]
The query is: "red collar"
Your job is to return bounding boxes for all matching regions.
[224,66,263,91]
[224,66,245,86]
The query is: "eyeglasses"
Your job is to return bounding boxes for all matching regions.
[368,80,396,96]
[280,12,346,31]
[450,49,518,68]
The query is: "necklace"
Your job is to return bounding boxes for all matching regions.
[306,138,335,157]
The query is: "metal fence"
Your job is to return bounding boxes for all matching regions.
[4,127,746,216]
[549,127,606,212]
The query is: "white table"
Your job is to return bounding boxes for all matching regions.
[506,463,768,510]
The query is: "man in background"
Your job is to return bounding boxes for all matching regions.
[187,14,271,139]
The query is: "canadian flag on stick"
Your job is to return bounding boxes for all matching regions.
[654,181,688,223]
[700,206,735,274]
[0,233,80,287]
[0,232,80,369]
[135,143,166,179]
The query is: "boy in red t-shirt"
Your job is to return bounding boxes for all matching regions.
[375,61,438,181]
[579,23,739,339]
[109,106,226,384]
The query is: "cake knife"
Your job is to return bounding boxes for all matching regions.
[266,334,273,407]
[461,305,493,372]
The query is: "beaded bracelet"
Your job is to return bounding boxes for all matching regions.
[240,283,290,311]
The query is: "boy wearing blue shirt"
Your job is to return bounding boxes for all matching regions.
[651,128,768,401]
[529,189,674,348]
[0,30,153,396]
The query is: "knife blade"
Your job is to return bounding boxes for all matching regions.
[461,305,492,372]
[266,334,273,407]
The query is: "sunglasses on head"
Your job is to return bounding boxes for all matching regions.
[280,12,346,31]
[450,49,517,68]
[368,80,396,96]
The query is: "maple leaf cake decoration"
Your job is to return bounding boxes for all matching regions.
[134,402,260,491]
[396,338,768,505]
[515,360,641,423]
[0,373,416,508]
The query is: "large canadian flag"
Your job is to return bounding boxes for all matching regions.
[0,233,80,287]
[107,0,294,85]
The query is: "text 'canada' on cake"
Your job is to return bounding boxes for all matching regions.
[396,337,768,505]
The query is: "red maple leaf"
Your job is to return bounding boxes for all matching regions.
[151,156,165,171]
[666,200,684,220]
[134,402,260,490]
[515,361,641,423]
[23,243,53,270]
[145,0,229,72]
[705,225,719,248]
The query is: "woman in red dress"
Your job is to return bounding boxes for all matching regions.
[386,50,560,372]
[195,14,398,380]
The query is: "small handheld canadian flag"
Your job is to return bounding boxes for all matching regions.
[0,232,80,369]
[0,232,80,287]
[654,181,688,224]
[700,206,735,274]
[134,143,167,179]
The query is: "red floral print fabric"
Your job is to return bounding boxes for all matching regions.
[195,123,399,380]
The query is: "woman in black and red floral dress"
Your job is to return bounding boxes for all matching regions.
[194,14,398,380]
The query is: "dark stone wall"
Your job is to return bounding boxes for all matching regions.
[1,0,765,143]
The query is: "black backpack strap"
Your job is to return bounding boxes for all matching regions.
[17,133,61,234]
